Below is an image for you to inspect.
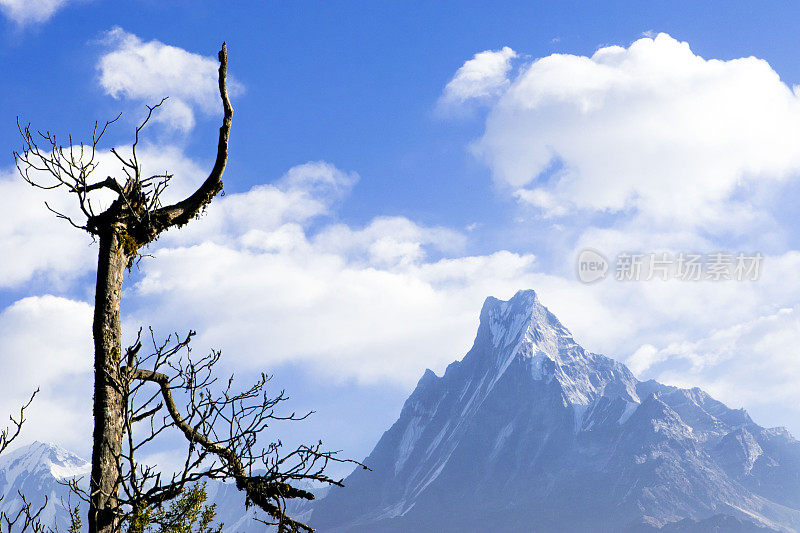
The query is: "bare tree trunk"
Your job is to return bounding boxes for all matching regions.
[89,227,128,533]
[15,43,356,533]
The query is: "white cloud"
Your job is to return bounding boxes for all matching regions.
[0,152,345,294]
[131,240,532,384]
[626,344,661,375]
[127,161,542,384]
[314,216,466,268]
[0,296,92,387]
[0,0,71,25]
[439,46,517,109]
[132,239,539,384]
[0,171,94,289]
[278,161,358,202]
[471,33,800,231]
[158,161,358,246]
[636,306,800,416]
[0,144,210,290]
[97,28,243,132]
[0,296,92,452]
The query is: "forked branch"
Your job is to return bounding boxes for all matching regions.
[15,43,233,263]
[0,389,38,455]
[151,44,233,231]
[103,330,365,533]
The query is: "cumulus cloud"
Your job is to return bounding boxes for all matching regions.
[132,242,539,384]
[314,216,466,267]
[0,0,71,25]
[469,33,800,231]
[129,161,539,384]
[0,296,92,388]
[0,170,94,289]
[626,344,661,376]
[439,46,517,109]
[0,296,92,451]
[278,161,358,202]
[97,28,243,132]
[0,143,212,290]
[633,306,800,420]
[158,161,358,247]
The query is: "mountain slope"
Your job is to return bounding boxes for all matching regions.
[310,290,800,532]
[0,442,318,532]
[0,441,89,527]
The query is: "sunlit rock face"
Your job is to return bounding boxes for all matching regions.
[310,290,800,532]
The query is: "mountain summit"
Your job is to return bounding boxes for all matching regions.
[0,441,89,526]
[310,290,800,532]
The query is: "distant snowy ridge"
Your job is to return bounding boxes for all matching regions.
[0,441,89,482]
[0,441,319,532]
[6,290,800,532]
[0,441,89,528]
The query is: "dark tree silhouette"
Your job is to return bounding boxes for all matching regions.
[14,44,362,533]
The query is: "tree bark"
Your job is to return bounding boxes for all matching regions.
[89,226,128,533]
[83,44,230,533]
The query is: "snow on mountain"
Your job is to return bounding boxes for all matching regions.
[0,441,320,532]
[0,441,89,483]
[0,441,89,527]
[7,289,800,532]
[310,289,800,532]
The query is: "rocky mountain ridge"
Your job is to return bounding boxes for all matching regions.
[309,290,800,532]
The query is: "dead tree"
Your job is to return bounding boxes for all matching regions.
[59,328,356,533]
[14,44,361,533]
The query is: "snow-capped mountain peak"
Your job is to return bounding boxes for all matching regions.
[0,442,89,529]
[311,290,800,532]
[471,289,638,409]
[482,289,572,352]
[0,441,89,484]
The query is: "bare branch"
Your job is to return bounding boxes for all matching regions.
[0,493,50,533]
[114,330,364,532]
[151,43,232,231]
[15,43,233,272]
[0,389,38,455]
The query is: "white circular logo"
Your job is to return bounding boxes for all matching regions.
[576,249,608,284]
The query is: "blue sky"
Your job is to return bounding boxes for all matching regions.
[4,1,800,476]
[7,2,800,237]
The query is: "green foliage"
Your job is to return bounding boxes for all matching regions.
[123,483,223,533]
[68,505,82,533]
